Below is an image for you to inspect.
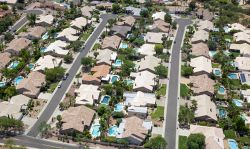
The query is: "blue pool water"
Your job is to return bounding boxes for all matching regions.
[42,32,49,40]
[101,95,110,105]
[232,99,243,107]
[119,42,128,49]
[8,61,20,69]
[40,47,47,53]
[228,139,239,149]
[213,69,222,76]
[111,75,119,84]
[91,124,101,138]
[28,63,34,70]
[108,125,118,137]
[114,103,123,112]
[125,79,134,85]
[0,82,6,88]
[14,76,24,85]
[228,73,238,79]
[114,59,122,67]
[218,109,227,118]
[218,86,226,95]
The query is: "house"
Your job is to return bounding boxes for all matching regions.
[5,38,31,56]
[36,14,54,26]
[196,8,213,21]
[82,64,111,85]
[166,6,187,14]
[197,20,214,32]
[235,57,250,71]
[240,89,250,99]
[191,95,217,123]
[0,52,11,69]
[145,32,168,44]
[0,0,17,4]
[61,106,95,134]
[0,95,30,120]
[125,6,141,17]
[229,43,250,57]
[228,23,246,32]
[127,106,148,119]
[16,71,46,98]
[191,30,209,43]
[239,71,250,85]
[190,125,225,149]
[138,44,155,56]
[191,43,210,58]
[70,17,90,30]
[190,56,212,75]
[18,26,46,40]
[152,11,166,21]
[101,35,121,50]
[117,16,136,27]
[81,6,93,18]
[74,84,100,105]
[0,9,11,18]
[90,49,117,66]
[39,1,65,11]
[190,74,215,96]
[150,19,170,33]
[57,27,79,42]
[110,25,132,38]
[233,31,250,44]
[124,91,156,107]
[96,2,112,10]
[33,55,62,71]
[131,70,157,92]
[135,55,161,73]
[119,116,149,145]
[44,40,69,57]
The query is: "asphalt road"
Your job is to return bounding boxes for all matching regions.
[165,19,192,149]
[27,14,115,137]
[10,9,44,33]
[0,136,81,149]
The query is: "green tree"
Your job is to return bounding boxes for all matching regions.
[4,32,14,42]
[119,60,135,77]
[69,40,82,52]
[64,53,73,64]
[144,135,167,149]
[81,57,94,70]
[164,13,172,24]
[181,65,193,77]
[155,44,164,55]
[4,86,17,98]
[189,1,196,11]
[155,65,168,78]
[97,105,111,117]
[0,116,24,135]
[27,13,37,26]
[112,4,120,14]
[187,133,205,149]
[178,106,194,124]
[38,121,51,138]
[20,49,30,61]
[45,67,65,84]
[207,40,217,50]
[140,9,149,18]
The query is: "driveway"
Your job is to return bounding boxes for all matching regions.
[26,14,116,137]
[164,18,192,149]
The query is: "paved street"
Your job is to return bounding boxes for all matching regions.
[164,19,192,149]
[26,14,115,137]
[10,9,44,33]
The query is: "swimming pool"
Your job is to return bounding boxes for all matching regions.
[14,76,24,85]
[90,120,101,138]
[108,125,118,137]
[119,42,128,49]
[228,73,238,79]
[0,82,6,88]
[232,99,243,108]
[113,59,122,67]
[228,139,239,149]
[40,47,47,53]
[28,63,35,70]
[218,108,227,118]
[110,75,120,84]
[213,68,222,77]
[124,79,134,85]
[8,61,20,69]
[218,86,226,95]
[114,103,124,112]
[42,32,49,40]
[101,95,110,105]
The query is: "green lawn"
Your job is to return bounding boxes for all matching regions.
[212,63,220,68]
[240,136,250,145]
[92,43,101,51]
[156,84,167,96]
[81,27,94,41]
[224,130,237,139]
[180,84,190,97]
[179,136,187,149]
[48,82,59,93]
[151,106,164,120]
